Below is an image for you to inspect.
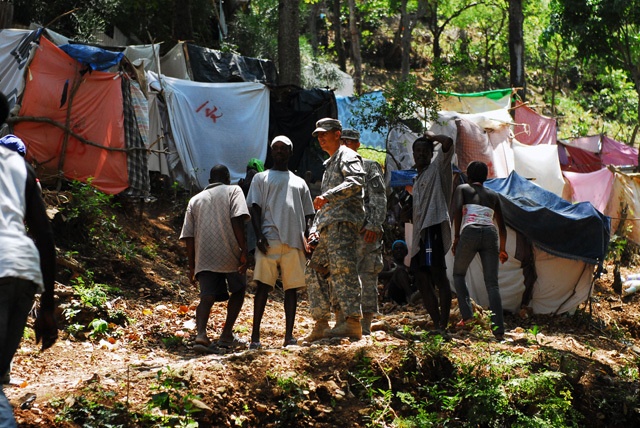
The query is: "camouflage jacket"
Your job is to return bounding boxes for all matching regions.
[312,145,365,232]
[362,159,386,234]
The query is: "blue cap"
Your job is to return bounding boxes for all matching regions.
[392,240,407,250]
[0,134,26,156]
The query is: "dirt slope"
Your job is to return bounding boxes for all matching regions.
[5,195,640,427]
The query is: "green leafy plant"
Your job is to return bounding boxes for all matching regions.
[147,366,201,425]
[88,318,109,339]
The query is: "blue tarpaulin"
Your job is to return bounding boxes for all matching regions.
[486,171,610,264]
[336,91,388,150]
[59,44,124,71]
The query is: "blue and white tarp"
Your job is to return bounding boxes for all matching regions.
[336,91,388,150]
[148,73,270,189]
[487,171,610,264]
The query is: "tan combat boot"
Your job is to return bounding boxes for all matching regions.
[361,312,374,336]
[303,319,330,343]
[325,316,362,340]
[333,309,345,326]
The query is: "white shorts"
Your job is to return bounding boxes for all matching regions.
[253,240,306,290]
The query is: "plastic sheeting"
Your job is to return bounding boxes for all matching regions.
[186,43,278,85]
[486,171,610,264]
[601,135,638,167]
[336,91,387,149]
[15,37,128,194]
[439,88,512,113]
[0,28,40,111]
[512,139,565,196]
[59,43,124,71]
[605,169,640,247]
[124,44,161,72]
[513,101,557,146]
[563,168,614,214]
[149,72,270,188]
[269,86,337,181]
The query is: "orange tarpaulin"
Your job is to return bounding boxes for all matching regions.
[15,36,128,194]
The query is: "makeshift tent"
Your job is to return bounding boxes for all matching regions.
[438,88,513,113]
[447,171,610,314]
[14,36,129,194]
[336,91,387,150]
[148,72,270,188]
[559,134,638,173]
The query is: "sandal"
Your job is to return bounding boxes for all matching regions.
[216,335,248,350]
[283,337,298,347]
[194,337,211,347]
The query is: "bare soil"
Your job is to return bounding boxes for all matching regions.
[5,195,640,427]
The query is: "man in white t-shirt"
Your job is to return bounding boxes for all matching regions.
[247,136,315,349]
[0,92,57,426]
[180,165,250,351]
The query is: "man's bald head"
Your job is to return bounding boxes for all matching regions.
[209,164,230,185]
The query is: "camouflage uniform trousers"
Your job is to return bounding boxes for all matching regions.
[306,221,362,320]
[358,237,384,314]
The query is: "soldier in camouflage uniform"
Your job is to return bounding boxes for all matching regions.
[340,129,386,335]
[304,118,366,341]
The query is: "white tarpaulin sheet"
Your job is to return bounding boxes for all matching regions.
[512,139,565,196]
[160,43,191,80]
[124,44,161,72]
[0,29,38,111]
[150,73,269,188]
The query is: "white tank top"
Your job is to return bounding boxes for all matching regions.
[461,204,495,232]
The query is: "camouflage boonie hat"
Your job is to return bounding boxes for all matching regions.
[341,129,360,141]
[312,118,342,136]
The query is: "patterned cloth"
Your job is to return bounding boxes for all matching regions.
[180,183,249,273]
[121,77,150,196]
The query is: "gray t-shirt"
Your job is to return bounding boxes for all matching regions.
[247,170,315,251]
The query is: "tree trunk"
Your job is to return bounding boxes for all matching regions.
[309,2,321,56]
[348,0,362,94]
[0,1,13,29]
[331,0,346,72]
[173,0,193,42]
[400,0,411,79]
[509,0,525,102]
[278,0,301,86]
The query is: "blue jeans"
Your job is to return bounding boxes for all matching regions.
[0,278,37,427]
[453,226,504,336]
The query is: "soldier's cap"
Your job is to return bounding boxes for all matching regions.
[341,129,360,141]
[312,118,342,136]
[271,135,293,148]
